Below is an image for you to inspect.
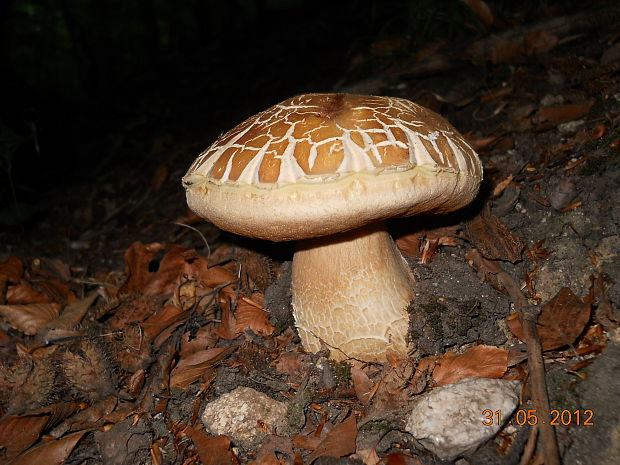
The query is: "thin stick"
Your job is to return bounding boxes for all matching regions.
[172,222,211,258]
[466,249,561,465]
[520,424,538,465]
[496,272,561,465]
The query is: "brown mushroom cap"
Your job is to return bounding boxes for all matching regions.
[183,93,482,241]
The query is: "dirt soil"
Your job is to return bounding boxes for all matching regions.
[1,6,619,465]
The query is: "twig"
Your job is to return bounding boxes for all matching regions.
[495,273,560,465]
[520,425,538,465]
[172,222,211,258]
[466,249,561,465]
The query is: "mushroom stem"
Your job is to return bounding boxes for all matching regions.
[292,221,414,362]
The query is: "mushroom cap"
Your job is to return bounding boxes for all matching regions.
[183,93,482,241]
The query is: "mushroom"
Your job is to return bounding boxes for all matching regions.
[182,93,482,362]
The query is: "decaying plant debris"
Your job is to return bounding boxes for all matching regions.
[1,3,620,465]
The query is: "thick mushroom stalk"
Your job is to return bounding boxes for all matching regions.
[292,221,414,362]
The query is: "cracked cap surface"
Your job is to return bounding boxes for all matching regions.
[183,93,482,241]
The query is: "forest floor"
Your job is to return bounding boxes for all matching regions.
[1,6,619,465]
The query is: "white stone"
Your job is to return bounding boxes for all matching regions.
[540,94,565,106]
[558,119,584,134]
[201,386,288,449]
[405,378,520,460]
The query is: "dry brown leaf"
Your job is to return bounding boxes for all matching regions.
[461,0,495,27]
[510,103,537,131]
[275,352,306,379]
[33,277,76,306]
[151,440,164,465]
[213,306,237,340]
[0,414,49,458]
[120,242,166,293]
[184,428,239,465]
[0,256,23,282]
[30,401,81,431]
[397,226,460,259]
[351,367,374,406]
[395,234,421,258]
[492,174,514,197]
[235,298,274,337]
[415,39,447,62]
[470,29,557,64]
[480,87,513,104]
[176,279,197,311]
[0,328,9,346]
[127,369,146,397]
[307,415,357,463]
[255,435,294,463]
[0,256,23,303]
[6,280,52,305]
[47,290,98,330]
[489,38,525,63]
[354,448,381,465]
[154,320,189,349]
[121,242,192,296]
[249,455,281,465]
[39,258,70,283]
[170,347,228,389]
[0,302,61,335]
[465,205,524,263]
[524,30,558,55]
[431,345,509,387]
[538,101,594,125]
[144,245,196,296]
[180,325,219,358]
[8,430,85,465]
[292,434,323,451]
[465,134,496,151]
[52,397,118,437]
[142,303,189,341]
[200,265,237,288]
[601,42,620,65]
[507,287,591,351]
[591,124,607,140]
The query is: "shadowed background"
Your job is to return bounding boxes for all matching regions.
[0,0,581,226]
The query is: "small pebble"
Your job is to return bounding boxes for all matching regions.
[201,386,288,450]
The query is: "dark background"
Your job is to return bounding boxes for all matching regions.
[0,0,581,228]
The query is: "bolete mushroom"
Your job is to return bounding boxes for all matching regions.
[183,93,482,362]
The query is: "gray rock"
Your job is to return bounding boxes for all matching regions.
[201,386,288,450]
[405,378,520,460]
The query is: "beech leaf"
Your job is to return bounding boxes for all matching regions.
[307,415,357,462]
[8,431,85,465]
[431,345,509,386]
[0,415,49,459]
[184,428,238,465]
[351,367,374,406]
[507,287,591,351]
[0,303,61,335]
